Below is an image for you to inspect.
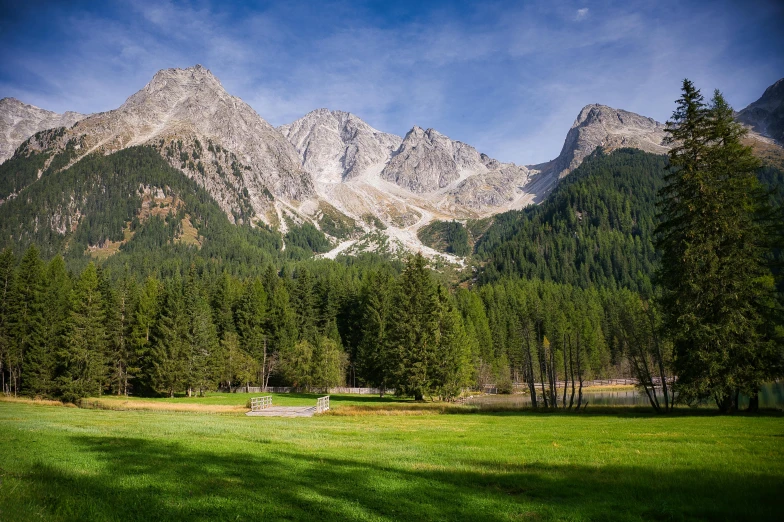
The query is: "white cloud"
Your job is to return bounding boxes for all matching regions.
[575,8,589,21]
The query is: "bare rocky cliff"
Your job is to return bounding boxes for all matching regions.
[279,108,401,182]
[545,104,668,179]
[20,65,312,223]
[0,98,85,164]
[737,78,784,144]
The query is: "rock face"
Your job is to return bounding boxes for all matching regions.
[22,65,312,221]
[279,109,401,182]
[380,126,491,192]
[737,78,784,144]
[448,160,532,210]
[545,104,668,179]
[0,98,85,163]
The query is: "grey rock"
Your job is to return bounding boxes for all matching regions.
[547,104,668,179]
[737,78,784,144]
[279,108,401,182]
[0,98,86,164]
[22,65,312,221]
[381,126,492,193]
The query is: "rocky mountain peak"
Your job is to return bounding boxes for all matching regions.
[19,65,313,222]
[280,108,401,182]
[0,98,87,163]
[119,65,223,111]
[737,77,784,143]
[548,103,668,179]
[381,125,527,195]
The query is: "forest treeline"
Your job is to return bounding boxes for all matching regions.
[1,245,664,402]
[0,84,782,409]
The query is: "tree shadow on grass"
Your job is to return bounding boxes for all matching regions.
[15,435,783,521]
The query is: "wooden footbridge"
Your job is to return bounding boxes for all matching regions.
[245,395,329,418]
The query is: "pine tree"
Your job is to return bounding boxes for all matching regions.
[0,249,16,394]
[656,80,783,411]
[356,269,394,390]
[386,254,442,400]
[291,267,317,343]
[129,276,161,395]
[9,246,45,396]
[151,278,188,397]
[433,286,474,399]
[60,263,108,401]
[23,256,70,397]
[236,278,268,384]
[185,267,219,396]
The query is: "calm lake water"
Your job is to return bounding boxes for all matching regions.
[471,381,784,409]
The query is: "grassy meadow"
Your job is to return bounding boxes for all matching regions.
[1,396,783,521]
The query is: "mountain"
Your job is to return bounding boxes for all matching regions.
[278,108,401,182]
[17,65,312,224]
[0,97,86,163]
[737,77,784,144]
[3,68,782,263]
[381,126,490,192]
[537,104,668,180]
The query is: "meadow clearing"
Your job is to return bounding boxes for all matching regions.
[0,394,782,521]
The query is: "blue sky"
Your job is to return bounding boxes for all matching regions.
[1,0,782,164]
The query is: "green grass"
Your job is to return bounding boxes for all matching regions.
[92,391,412,407]
[1,401,783,521]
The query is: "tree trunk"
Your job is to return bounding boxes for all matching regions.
[569,335,576,409]
[747,391,759,412]
[261,338,267,392]
[562,333,568,408]
[524,327,537,408]
[648,308,670,412]
[575,331,583,410]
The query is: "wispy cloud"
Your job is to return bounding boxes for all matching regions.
[0,0,782,164]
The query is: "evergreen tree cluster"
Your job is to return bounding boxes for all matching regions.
[0,90,781,410]
[1,247,655,402]
[476,149,668,291]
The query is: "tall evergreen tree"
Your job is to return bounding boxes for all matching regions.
[291,267,317,343]
[129,276,161,394]
[356,269,395,390]
[185,266,219,396]
[151,278,188,397]
[236,278,269,385]
[656,80,783,411]
[9,246,45,396]
[60,263,108,401]
[23,256,70,397]
[386,254,442,400]
[0,249,16,394]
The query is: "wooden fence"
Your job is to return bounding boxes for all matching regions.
[250,396,273,411]
[316,396,330,413]
[219,386,393,395]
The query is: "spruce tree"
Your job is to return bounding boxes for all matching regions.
[9,246,45,396]
[185,267,219,396]
[24,256,70,397]
[292,267,317,343]
[0,249,16,394]
[60,263,108,401]
[356,269,394,390]
[386,254,441,400]
[151,278,188,397]
[656,80,783,411]
[129,276,161,395]
[236,278,268,384]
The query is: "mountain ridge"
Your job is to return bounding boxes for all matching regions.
[0,97,86,163]
[2,67,782,260]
